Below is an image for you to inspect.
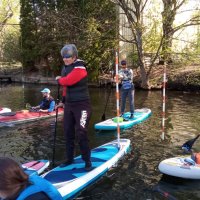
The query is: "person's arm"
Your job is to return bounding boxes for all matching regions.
[48,100,55,112]
[34,101,43,110]
[58,67,87,86]
[129,69,134,82]
[118,69,123,78]
[39,101,55,113]
[58,60,87,86]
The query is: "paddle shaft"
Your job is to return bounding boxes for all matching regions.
[182,134,200,151]
[115,51,120,147]
[0,121,14,127]
[161,63,167,140]
[0,112,16,116]
[101,85,112,121]
[52,84,60,167]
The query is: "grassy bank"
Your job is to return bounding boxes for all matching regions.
[134,64,200,92]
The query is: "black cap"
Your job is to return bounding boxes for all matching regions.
[121,60,126,65]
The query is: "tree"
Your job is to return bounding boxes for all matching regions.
[112,0,200,88]
[112,0,151,88]
[77,1,118,80]
[20,0,117,79]
[0,0,20,62]
[161,0,200,62]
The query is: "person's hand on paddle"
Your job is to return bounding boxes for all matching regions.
[114,75,122,82]
[32,106,39,110]
[55,102,64,110]
[38,109,49,113]
[55,76,61,81]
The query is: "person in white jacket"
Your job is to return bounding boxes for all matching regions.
[119,60,134,119]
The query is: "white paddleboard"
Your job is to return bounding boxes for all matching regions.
[159,156,200,179]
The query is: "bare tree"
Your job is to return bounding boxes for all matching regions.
[161,0,200,61]
[0,3,14,32]
[112,0,200,89]
[114,0,150,88]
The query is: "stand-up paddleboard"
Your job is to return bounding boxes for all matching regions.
[158,156,200,179]
[0,108,63,126]
[94,108,152,131]
[0,107,11,114]
[22,160,50,176]
[42,139,130,199]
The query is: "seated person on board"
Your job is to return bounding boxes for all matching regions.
[0,157,62,200]
[31,88,55,113]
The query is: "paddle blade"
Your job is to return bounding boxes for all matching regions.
[101,113,106,121]
[0,112,16,116]
[0,122,15,127]
[25,103,32,110]
[182,134,200,152]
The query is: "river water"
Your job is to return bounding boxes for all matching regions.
[0,83,200,200]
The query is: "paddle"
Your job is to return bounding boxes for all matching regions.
[0,121,14,127]
[0,111,16,126]
[115,51,120,147]
[0,112,16,116]
[101,85,112,121]
[182,134,200,152]
[26,103,40,113]
[22,160,41,169]
[52,84,60,167]
[25,103,32,110]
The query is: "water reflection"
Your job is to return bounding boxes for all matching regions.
[0,83,200,199]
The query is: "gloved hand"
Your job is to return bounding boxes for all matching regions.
[55,102,64,110]
[55,76,61,80]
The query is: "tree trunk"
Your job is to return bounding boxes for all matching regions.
[135,26,150,89]
[161,0,176,62]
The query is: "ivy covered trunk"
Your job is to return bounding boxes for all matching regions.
[135,27,149,89]
[20,0,118,80]
[161,0,178,62]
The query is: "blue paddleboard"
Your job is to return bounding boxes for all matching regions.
[94,108,152,131]
[42,139,130,199]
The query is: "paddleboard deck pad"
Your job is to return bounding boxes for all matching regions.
[158,156,200,179]
[22,160,50,176]
[42,139,131,199]
[0,108,63,125]
[94,108,152,130]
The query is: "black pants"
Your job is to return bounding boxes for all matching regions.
[64,100,92,162]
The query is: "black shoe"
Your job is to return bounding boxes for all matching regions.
[59,159,74,168]
[120,113,124,117]
[129,114,134,119]
[85,161,92,171]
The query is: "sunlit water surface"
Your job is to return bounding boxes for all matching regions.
[0,83,200,200]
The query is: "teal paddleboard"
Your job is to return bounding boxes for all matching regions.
[42,139,130,199]
[94,108,152,130]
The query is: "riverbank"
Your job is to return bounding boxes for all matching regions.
[134,64,200,92]
[1,64,200,91]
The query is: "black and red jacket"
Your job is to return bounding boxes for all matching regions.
[58,59,90,103]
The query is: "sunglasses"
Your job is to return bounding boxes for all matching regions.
[62,55,72,59]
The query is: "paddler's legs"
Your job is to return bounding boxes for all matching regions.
[128,88,135,118]
[120,88,129,115]
[72,101,92,169]
[63,104,75,163]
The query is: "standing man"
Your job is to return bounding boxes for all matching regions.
[119,60,134,119]
[32,88,55,113]
[56,44,92,171]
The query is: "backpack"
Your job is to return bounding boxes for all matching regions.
[122,80,132,90]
